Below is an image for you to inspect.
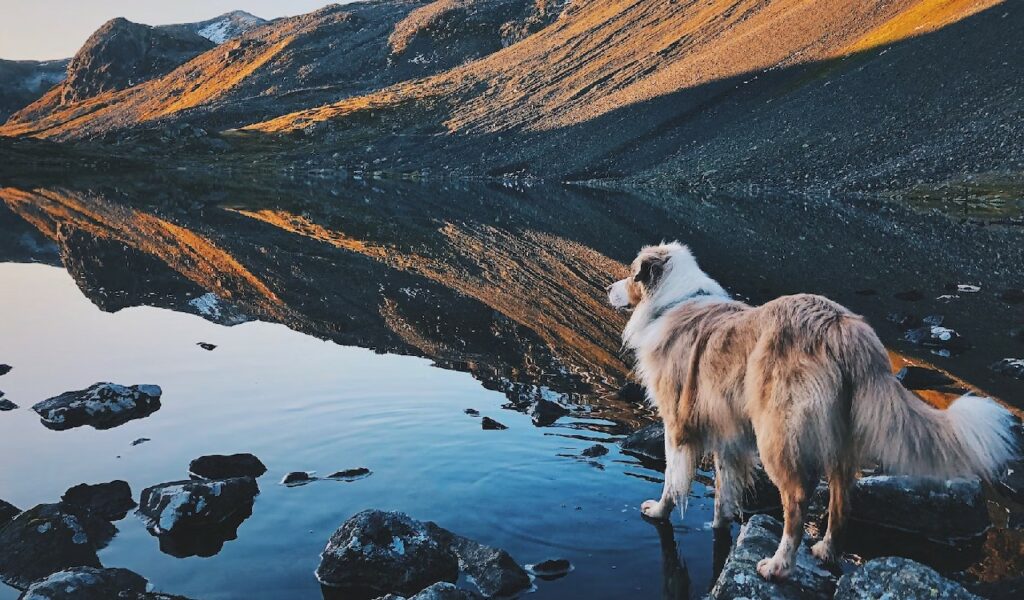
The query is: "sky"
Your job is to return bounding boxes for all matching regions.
[0,1,344,61]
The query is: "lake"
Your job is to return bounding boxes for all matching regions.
[0,175,1021,599]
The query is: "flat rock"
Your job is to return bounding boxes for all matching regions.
[32,383,162,430]
[138,477,258,558]
[0,499,19,527]
[709,514,837,599]
[0,504,102,590]
[0,398,17,411]
[835,556,980,599]
[317,509,530,599]
[327,467,372,481]
[528,398,568,426]
[620,421,665,461]
[188,453,267,480]
[282,471,315,485]
[527,558,572,580]
[481,417,507,430]
[849,476,989,542]
[61,480,136,521]
[19,566,148,600]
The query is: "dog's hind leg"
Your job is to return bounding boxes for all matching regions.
[642,430,696,520]
[712,453,735,528]
[812,462,854,563]
[756,484,809,581]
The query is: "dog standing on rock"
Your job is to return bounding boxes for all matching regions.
[607,242,1017,582]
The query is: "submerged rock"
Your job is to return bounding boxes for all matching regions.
[990,358,1024,380]
[528,398,568,426]
[848,476,989,542]
[61,480,136,521]
[581,444,608,458]
[0,504,102,590]
[20,566,148,600]
[327,467,372,481]
[0,498,19,527]
[481,417,507,430]
[31,383,162,430]
[282,471,315,486]
[621,422,665,461]
[188,453,267,480]
[835,556,980,599]
[527,558,573,580]
[0,398,17,411]
[709,514,837,599]
[464,408,480,416]
[138,477,258,558]
[317,510,530,598]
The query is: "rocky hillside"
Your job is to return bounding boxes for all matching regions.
[162,10,267,44]
[0,59,68,121]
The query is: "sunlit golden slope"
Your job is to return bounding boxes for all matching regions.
[245,0,1001,135]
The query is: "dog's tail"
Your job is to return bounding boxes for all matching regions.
[837,317,1017,480]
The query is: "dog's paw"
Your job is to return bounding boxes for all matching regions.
[810,540,835,564]
[756,556,791,581]
[640,499,672,520]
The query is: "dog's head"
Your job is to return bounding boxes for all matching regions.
[608,242,692,310]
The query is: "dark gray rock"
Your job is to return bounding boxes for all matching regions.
[835,556,980,599]
[138,477,258,558]
[464,408,480,416]
[196,342,217,351]
[188,453,267,480]
[997,460,1024,503]
[528,398,568,426]
[281,471,314,486]
[849,476,989,541]
[581,444,608,458]
[0,398,17,411]
[19,566,148,600]
[409,582,484,600]
[0,499,19,527]
[0,504,102,590]
[131,438,151,446]
[709,514,837,599]
[481,417,507,430]
[621,421,665,461]
[990,358,1024,380]
[317,510,530,598]
[31,383,162,430]
[0,364,10,376]
[326,467,372,481]
[61,480,135,521]
[527,558,572,580]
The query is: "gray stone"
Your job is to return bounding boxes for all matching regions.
[0,504,103,590]
[481,417,507,430]
[709,514,837,599]
[528,398,568,426]
[0,398,17,411]
[19,566,147,600]
[835,556,980,599]
[188,453,267,480]
[620,421,664,461]
[32,383,162,430]
[450,534,532,597]
[849,476,989,541]
[410,582,484,600]
[61,480,135,522]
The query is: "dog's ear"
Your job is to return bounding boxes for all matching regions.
[634,256,667,286]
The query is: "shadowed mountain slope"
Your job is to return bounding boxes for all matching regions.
[162,10,267,44]
[0,59,68,122]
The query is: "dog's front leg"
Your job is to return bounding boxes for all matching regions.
[642,434,695,520]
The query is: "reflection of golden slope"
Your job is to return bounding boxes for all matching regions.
[0,187,287,318]
[230,208,629,381]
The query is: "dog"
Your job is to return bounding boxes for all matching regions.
[608,242,1017,581]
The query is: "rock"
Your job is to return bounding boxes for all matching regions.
[131,437,151,446]
[0,504,102,590]
[709,514,837,599]
[894,289,925,301]
[835,556,980,599]
[19,566,148,600]
[138,477,258,558]
[0,499,19,527]
[990,358,1024,380]
[581,444,608,458]
[528,398,568,426]
[464,408,480,416]
[61,480,136,521]
[282,471,315,486]
[527,558,572,580]
[188,453,267,480]
[31,383,162,430]
[896,366,956,391]
[317,510,530,598]
[0,398,17,411]
[621,422,665,461]
[903,326,967,352]
[0,364,10,376]
[326,467,372,481]
[409,582,484,600]
[196,342,217,351]
[481,417,507,430]
[849,476,989,541]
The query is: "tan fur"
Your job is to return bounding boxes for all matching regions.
[609,243,1017,581]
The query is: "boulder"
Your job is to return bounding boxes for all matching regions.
[0,398,17,411]
[528,398,568,426]
[32,383,162,430]
[0,498,19,527]
[848,476,989,541]
[137,477,258,558]
[282,471,315,486]
[621,422,665,462]
[317,510,530,599]
[188,453,267,480]
[61,481,135,522]
[835,556,980,599]
[0,504,103,590]
[481,417,507,430]
[527,558,572,580]
[709,514,837,599]
[19,566,147,600]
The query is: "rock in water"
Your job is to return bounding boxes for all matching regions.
[61,480,136,521]
[197,342,217,351]
[709,515,837,599]
[326,467,372,481]
[188,453,267,480]
[317,510,530,598]
[0,504,103,590]
[0,364,10,376]
[527,558,573,580]
[20,566,148,600]
[849,476,989,542]
[32,383,162,430]
[408,582,484,599]
[835,556,981,599]
[0,498,19,527]
[282,471,315,486]
[481,417,507,430]
[0,398,17,411]
[528,398,568,426]
[581,444,608,458]
[621,422,665,461]
[138,477,258,558]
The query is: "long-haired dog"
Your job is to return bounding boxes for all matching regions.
[608,242,1017,581]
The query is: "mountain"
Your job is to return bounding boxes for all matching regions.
[0,59,68,121]
[162,10,267,45]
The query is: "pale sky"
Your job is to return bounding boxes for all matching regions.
[0,1,347,61]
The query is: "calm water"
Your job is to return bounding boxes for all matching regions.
[0,175,1021,598]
